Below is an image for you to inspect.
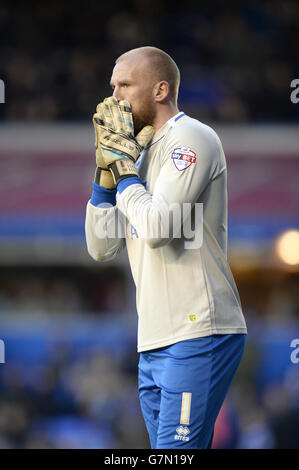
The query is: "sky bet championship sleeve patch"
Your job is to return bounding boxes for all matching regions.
[171,146,197,171]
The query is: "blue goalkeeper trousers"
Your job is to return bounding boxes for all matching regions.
[138,334,246,449]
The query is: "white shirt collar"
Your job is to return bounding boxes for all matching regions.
[143,111,186,150]
[167,111,186,128]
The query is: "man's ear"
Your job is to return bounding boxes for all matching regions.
[153,81,169,103]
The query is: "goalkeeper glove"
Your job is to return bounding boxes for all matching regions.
[93,97,154,186]
[92,103,116,189]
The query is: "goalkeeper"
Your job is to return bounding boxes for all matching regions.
[85,46,247,449]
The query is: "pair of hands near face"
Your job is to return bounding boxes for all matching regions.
[93,96,154,189]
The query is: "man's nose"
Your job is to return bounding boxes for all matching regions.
[112,87,122,101]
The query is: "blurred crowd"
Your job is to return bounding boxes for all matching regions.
[0,0,298,123]
[0,266,147,449]
[0,266,128,316]
[0,266,298,449]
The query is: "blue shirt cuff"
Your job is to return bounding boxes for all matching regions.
[90,182,117,207]
[117,176,143,194]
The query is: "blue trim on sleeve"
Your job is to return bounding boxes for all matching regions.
[90,182,117,207]
[117,176,143,194]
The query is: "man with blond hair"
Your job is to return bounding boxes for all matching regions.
[85,46,247,449]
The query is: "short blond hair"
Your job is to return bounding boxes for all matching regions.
[116,46,180,104]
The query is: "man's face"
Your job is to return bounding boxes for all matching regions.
[110,59,157,135]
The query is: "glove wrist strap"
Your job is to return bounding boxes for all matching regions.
[94,166,116,190]
[109,160,139,186]
[94,166,102,184]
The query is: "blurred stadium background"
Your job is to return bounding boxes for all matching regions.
[0,0,299,449]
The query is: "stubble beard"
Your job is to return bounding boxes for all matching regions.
[132,97,156,136]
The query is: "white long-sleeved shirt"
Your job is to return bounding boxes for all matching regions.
[85,112,247,352]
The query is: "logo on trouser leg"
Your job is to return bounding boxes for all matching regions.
[174,425,190,441]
